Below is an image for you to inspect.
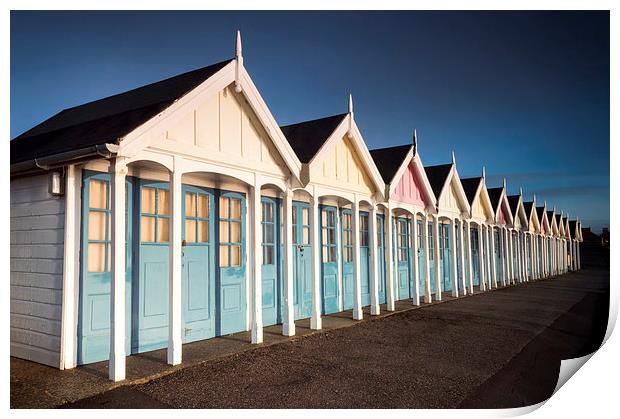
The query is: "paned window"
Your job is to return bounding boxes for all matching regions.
[321,209,336,263]
[184,191,210,243]
[262,201,275,265]
[342,212,353,262]
[140,186,170,243]
[219,196,242,267]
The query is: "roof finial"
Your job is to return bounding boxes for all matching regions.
[482,166,486,179]
[503,177,506,189]
[544,200,547,208]
[412,128,418,156]
[554,204,556,212]
[234,30,243,93]
[519,187,523,196]
[533,194,536,204]
[451,150,456,165]
[348,93,354,114]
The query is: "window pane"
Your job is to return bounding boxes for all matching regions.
[328,228,335,245]
[185,192,196,217]
[263,202,273,223]
[330,246,336,263]
[141,216,155,242]
[263,246,274,265]
[293,226,298,245]
[185,219,196,243]
[231,221,241,243]
[322,246,328,263]
[219,246,229,267]
[231,198,241,220]
[231,245,241,266]
[321,228,327,244]
[141,187,156,214]
[302,208,309,226]
[157,218,169,242]
[292,207,297,225]
[89,179,108,209]
[158,190,170,216]
[303,227,310,245]
[198,194,209,219]
[88,211,107,241]
[321,210,326,226]
[220,197,229,219]
[198,220,209,242]
[264,225,274,244]
[87,243,106,272]
[220,221,229,242]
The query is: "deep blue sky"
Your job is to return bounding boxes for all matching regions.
[10,11,609,231]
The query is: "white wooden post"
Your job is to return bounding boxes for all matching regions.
[411,213,420,305]
[478,224,486,292]
[251,181,263,344]
[485,226,492,289]
[466,220,473,294]
[459,220,467,295]
[109,160,127,382]
[168,159,183,363]
[369,204,380,315]
[352,200,362,320]
[433,215,442,301]
[490,227,497,288]
[451,219,459,297]
[310,196,322,330]
[423,213,432,303]
[499,228,506,286]
[577,241,581,270]
[282,188,295,336]
[60,164,78,370]
[385,204,396,311]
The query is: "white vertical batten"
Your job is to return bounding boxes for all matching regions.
[168,157,183,365]
[466,220,473,294]
[352,198,362,320]
[109,159,127,382]
[369,203,380,315]
[451,219,459,297]
[60,164,77,370]
[310,194,322,329]
[385,202,395,311]
[282,187,295,336]
[478,225,486,292]
[433,215,441,301]
[251,177,263,343]
[459,219,467,295]
[423,214,432,303]
[412,212,420,306]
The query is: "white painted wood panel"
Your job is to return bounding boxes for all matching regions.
[10,174,64,367]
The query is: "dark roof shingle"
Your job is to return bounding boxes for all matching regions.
[487,187,503,212]
[424,164,452,198]
[369,144,411,183]
[280,114,347,163]
[11,59,232,164]
[460,177,482,205]
[507,195,521,215]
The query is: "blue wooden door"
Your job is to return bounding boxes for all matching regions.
[428,221,436,294]
[359,212,371,307]
[182,185,215,343]
[261,197,282,327]
[395,217,411,301]
[341,209,354,310]
[439,223,452,292]
[292,201,312,320]
[416,220,426,298]
[217,191,247,335]
[470,227,481,287]
[376,214,386,304]
[134,180,170,353]
[455,224,463,292]
[320,206,339,314]
[494,230,502,284]
[526,236,532,277]
[77,171,132,365]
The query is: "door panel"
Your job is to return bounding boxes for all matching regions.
[341,209,354,310]
[260,197,281,327]
[320,205,339,314]
[292,201,312,320]
[417,220,426,297]
[377,214,386,304]
[470,227,481,286]
[359,212,371,307]
[396,217,411,300]
[428,221,436,294]
[439,223,452,292]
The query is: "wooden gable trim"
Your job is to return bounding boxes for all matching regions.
[437,165,471,216]
[388,150,438,212]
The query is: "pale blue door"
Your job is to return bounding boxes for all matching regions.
[428,221,436,294]
[455,224,463,292]
[417,220,426,298]
[77,171,132,365]
[135,180,170,353]
[261,197,282,327]
[217,191,247,335]
[470,227,481,287]
[439,223,452,292]
[377,214,386,304]
[292,201,312,320]
[396,217,411,301]
[320,206,339,314]
[359,212,371,307]
[182,185,215,343]
[341,209,354,310]
[494,230,502,284]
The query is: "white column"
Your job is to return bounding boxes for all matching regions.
[433,215,442,301]
[411,213,420,305]
[478,224,486,292]
[505,229,511,284]
[466,221,473,294]
[451,220,459,297]
[109,160,127,382]
[250,181,263,343]
[310,196,322,330]
[490,227,497,288]
[577,241,581,270]
[423,214,432,303]
[531,234,537,279]
[508,231,514,284]
[352,200,362,320]
[60,164,78,370]
[459,220,467,295]
[485,226,493,289]
[499,228,506,286]
[369,205,380,315]
[385,204,396,311]
[282,188,295,336]
[168,160,183,362]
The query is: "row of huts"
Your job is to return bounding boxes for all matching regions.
[10,33,584,381]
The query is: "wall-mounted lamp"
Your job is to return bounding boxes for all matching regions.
[49,171,64,196]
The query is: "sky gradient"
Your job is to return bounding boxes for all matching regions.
[10,11,610,231]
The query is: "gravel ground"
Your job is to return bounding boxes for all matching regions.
[63,268,609,409]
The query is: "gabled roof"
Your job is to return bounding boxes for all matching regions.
[522,201,534,218]
[280,113,348,163]
[507,195,521,215]
[536,206,546,221]
[460,177,483,206]
[424,164,453,199]
[569,220,578,237]
[11,59,233,164]
[487,187,503,213]
[369,144,411,184]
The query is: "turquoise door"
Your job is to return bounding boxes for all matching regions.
[470,227,481,287]
[292,201,312,320]
[395,217,411,301]
[217,191,247,335]
[439,223,452,292]
[261,197,282,327]
[416,220,425,297]
[359,212,371,307]
[134,180,170,353]
[527,236,532,278]
[182,185,215,343]
[455,224,463,292]
[341,209,354,310]
[77,171,132,365]
[320,205,339,314]
[376,214,386,304]
[428,221,436,294]
[494,230,502,284]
